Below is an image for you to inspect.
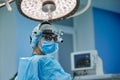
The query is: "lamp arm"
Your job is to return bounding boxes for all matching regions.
[5,0,12,11]
[68,0,91,18]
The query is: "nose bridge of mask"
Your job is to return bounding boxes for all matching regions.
[42,39,54,45]
[40,39,58,54]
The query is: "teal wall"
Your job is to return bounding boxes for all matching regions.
[73,7,95,51]
[15,3,39,67]
[93,7,120,74]
[0,2,16,80]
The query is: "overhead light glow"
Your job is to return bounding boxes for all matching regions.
[16,0,79,21]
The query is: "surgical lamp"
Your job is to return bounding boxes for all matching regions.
[16,0,91,21]
[0,0,14,11]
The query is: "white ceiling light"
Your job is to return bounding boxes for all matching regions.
[0,0,14,11]
[16,0,91,21]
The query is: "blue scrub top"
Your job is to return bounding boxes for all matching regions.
[16,54,71,80]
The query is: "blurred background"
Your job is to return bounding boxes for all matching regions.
[0,0,120,80]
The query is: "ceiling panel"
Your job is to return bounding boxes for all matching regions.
[92,0,120,13]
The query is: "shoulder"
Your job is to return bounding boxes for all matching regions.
[19,55,57,65]
[20,55,52,60]
[32,55,56,63]
[33,54,54,59]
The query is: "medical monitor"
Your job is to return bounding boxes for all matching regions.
[71,50,97,71]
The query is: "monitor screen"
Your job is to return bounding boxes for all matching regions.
[71,50,97,71]
[74,53,91,68]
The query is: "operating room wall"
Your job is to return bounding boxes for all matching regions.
[73,7,95,51]
[93,7,120,74]
[0,2,16,80]
[15,5,39,68]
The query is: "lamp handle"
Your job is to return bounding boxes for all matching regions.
[5,0,12,11]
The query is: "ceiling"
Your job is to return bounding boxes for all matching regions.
[92,0,120,13]
[0,0,120,26]
[86,0,120,13]
[54,0,120,26]
[0,0,120,13]
[0,0,120,14]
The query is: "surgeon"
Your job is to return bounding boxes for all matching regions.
[15,21,71,80]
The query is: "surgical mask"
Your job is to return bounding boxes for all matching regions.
[40,40,59,54]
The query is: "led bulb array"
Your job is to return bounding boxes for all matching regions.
[17,0,79,21]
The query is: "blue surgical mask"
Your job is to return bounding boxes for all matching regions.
[40,40,59,54]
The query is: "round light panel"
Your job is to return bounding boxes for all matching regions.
[17,0,79,21]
